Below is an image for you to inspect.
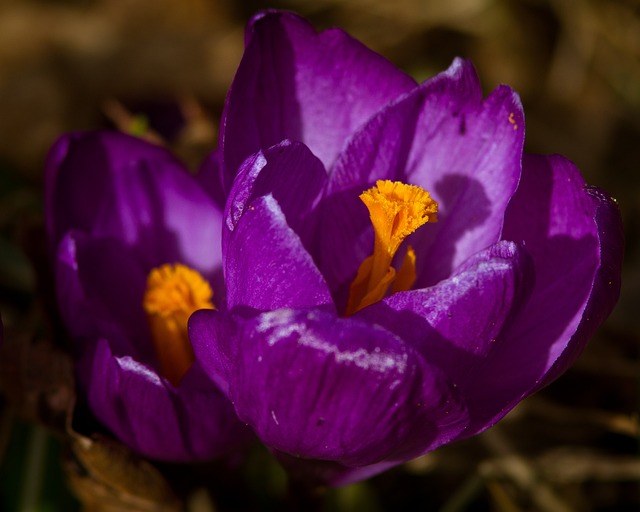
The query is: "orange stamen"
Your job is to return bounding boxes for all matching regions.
[143,263,215,385]
[346,180,437,315]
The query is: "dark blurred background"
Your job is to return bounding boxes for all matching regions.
[0,0,638,511]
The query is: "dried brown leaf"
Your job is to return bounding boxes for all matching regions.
[65,432,181,512]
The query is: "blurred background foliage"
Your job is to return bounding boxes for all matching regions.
[0,0,638,510]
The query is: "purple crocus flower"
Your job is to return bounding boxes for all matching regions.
[46,131,251,461]
[189,11,623,485]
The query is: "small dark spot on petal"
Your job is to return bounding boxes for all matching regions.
[459,114,467,135]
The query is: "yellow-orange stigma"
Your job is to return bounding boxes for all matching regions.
[143,263,215,386]
[346,180,437,315]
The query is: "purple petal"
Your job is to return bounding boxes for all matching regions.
[46,131,178,247]
[191,307,468,467]
[320,59,524,296]
[358,241,534,431]
[223,140,327,255]
[359,241,532,365]
[45,130,222,277]
[219,10,417,192]
[77,338,251,461]
[55,231,150,361]
[451,154,622,436]
[381,154,620,440]
[540,185,623,383]
[189,309,236,396]
[224,193,333,311]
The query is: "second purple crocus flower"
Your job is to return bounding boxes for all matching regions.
[46,131,251,461]
[189,11,623,485]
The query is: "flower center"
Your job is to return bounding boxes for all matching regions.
[345,180,438,315]
[143,263,215,385]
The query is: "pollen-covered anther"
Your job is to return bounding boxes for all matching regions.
[346,180,437,315]
[143,263,215,385]
[360,180,437,258]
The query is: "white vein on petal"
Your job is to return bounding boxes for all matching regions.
[117,356,162,385]
[227,152,267,231]
[256,310,407,374]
